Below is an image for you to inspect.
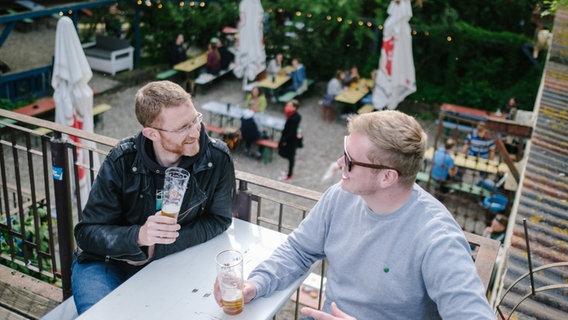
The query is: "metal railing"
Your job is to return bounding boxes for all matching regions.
[0,108,325,319]
[0,65,53,102]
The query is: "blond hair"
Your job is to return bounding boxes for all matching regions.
[347,110,427,187]
[135,80,192,127]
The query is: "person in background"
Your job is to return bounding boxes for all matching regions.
[431,138,458,193]
[214,110,495,319]
[285,58,307,94]
[212,38,234,71]
[277,99,302,181]
[205,42,221,76]
[240,108,268,159]
[342,65,360,87]
[502,96,518,120]
[483,214,508,244]
[169,33,187,67]
[321,70,345,122]
[244,86,267,113]
[266,53,284,77]
[461,121,496,160]
[72,80,235,314]
[104,3,122,38]
[360,69,377,105]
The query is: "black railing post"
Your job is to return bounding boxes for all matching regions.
[51,132,74,299]
[234,180,252,222]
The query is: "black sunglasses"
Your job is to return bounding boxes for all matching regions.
[343,136,400,174]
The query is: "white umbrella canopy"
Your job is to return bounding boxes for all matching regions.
[233,0,266,85]
[52,16,99,209]
[372,0,416,110]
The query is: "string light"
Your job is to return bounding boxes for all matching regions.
[295,11,301,17]
[336,17,342,23]
[447,36,452,41]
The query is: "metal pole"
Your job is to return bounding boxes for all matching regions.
[51,132,74,299]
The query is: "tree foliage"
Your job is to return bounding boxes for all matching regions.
[107,0,546,111]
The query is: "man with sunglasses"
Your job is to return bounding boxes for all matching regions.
[215,110,494,319]
[73,80,235,314]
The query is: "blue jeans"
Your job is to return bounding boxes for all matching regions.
[71,256,138,314]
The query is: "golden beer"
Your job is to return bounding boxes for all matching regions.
[161,203,179,220]
[221,293,243,315]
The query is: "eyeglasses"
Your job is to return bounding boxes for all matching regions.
[343,136,400,174]
[151,112,203,134]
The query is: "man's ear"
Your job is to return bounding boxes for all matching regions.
[142,127,159,141]
[379,169,399,188]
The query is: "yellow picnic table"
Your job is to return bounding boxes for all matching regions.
[258,74,290,90]
[173,53,207,73]
[424,147,509,175]
[334,78,373,105]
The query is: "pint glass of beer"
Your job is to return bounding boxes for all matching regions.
[216,249,244,315]
[161,167,190,220]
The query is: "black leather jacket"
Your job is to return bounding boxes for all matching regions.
[74,131,235,266]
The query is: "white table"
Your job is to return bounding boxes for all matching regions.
[200,101,285,138]
[78,219,306,320]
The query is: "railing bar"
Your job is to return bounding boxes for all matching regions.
[10,131,32,265]
[25,132,46,273]
[41,135,58,282]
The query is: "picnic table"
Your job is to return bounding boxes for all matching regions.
[424,147,509,175]
[334,78,373,105]
[200,101,285,139]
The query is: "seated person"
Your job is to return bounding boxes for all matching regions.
[431,138,458,192]
[325,70,345,103]
[240,109,268,159]
[477,171,507,194]
[342,65,360,87]
[169,33,187,67]
[266,53,284,77]
[284,58,307,94]
[321,70,345,122]
[361,69,377,105]
[205,42,221,76]
[461,122,496,160]
[483,214,508,244]
[212,38,234,71]
[244,86,267,113]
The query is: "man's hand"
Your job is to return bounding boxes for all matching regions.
[213,279,257,306]
[137,211,180,246]
[300,302,356,320]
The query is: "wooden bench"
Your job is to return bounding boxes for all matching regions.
[156,69,178,80]
[277,79,314,104]
[193,65,235,95]
[255,138,278,164]
[415,171,492,197]
[14,96,56,117]
[32,103,113,138]
[204,123,224,136]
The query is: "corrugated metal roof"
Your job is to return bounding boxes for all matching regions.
[496,6,568,320]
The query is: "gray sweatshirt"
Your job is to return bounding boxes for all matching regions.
[248,183,496,319]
